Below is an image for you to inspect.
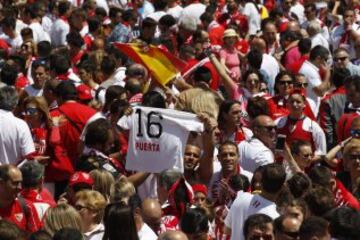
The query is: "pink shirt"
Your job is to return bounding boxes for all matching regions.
[220,47,241,81]
[283,46,301,70]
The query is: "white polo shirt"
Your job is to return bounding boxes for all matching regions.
[138,223,157,240]
[225,191,279,240]
[50,18,69,47]
[298,60,322,112]
[0,109,35,165]
[238,138,274,173]
[179,3,206,25]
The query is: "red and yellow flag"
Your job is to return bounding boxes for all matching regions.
[114,43,187,86]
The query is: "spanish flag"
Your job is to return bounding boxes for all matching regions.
[114,43,187,86]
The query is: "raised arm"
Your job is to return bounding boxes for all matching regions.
[209,53,238,99]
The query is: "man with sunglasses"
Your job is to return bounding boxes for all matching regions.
[244,214,275,240]
[238,115,275,173]
[274,215,301,240]
[333,48,360,76]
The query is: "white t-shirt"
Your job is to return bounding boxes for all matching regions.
[241,2,261,35]
[84,223,105,240]
[261,53,280,94]
[298,60,322,112]
[117,106,204,173]
[24,85,43,97]
[4,34,23,54]
[167,5,183,21]
[179,3,206,25]
[224,192,280,240]
[50,18,69,47]
[238,138,274,173]
[0,109,35,165]
[138,223,157,240]
[29,22,51,43]
[311,33,330,51]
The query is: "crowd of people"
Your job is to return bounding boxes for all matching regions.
[1,0,360,239]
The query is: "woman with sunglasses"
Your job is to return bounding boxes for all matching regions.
[210,53,269,126]
[19,40,37,84]
[267,71,316,120]
[275,90,326,156]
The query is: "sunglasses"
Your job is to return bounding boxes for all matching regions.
[279,81,293,86]
[294,82,308,88]
[351,129,360,138]
[23,107,38,115]
[334,56,348,62]
[249,234,273,240]
[259,125,277,132]
[74,204,88,211]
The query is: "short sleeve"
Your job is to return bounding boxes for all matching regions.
[117,115,132,130]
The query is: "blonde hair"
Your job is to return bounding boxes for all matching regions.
[43,204,82,236]
[75,190,107,223]
[109,176,136,204]
[89,169,115,200]
[23,96,51,128]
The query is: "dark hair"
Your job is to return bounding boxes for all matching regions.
[229,174,250,192]
[24,4,38,19]
[332,67,351,88]
[78,60,96,75]
[200,12,214,24]
[101,56,116,75]
[29,230,52,240]
[247,96,270,119]
[87,16,101,33]
[180,208,209,235]
[309,45,329,61]
[274,71,294,94]
[37,41,51,58]
[303,186,335,217]
[299,216,329,240]
[219,141,239,155]
[127,194,142,212]
[103,85,127,111]
[125,79,142,95]
[290,140,312,156]
[242,69,264,84]
[103,203,139,240]
[20,161,45,188]
[0,86,18,111]
[55,81,77,101]
[193,66,212,84]
[50,54,70,75]
[261,18,276,32]
[308,166,333,189]
[109,7,122,19]
[1,16,16,30]
[142,91,166,109]
[85,118,112,147]
[251,165,264,191]
[0,219,24,240]
[0,64,18,86]
[329,207,360,240]
[247,49,263,70]
[66,31,84,48]
[217,100,242,127]
[52,228,83,240]
[304,3,317,12]
[153,0,168,11]
[142,17,157,29]
[20,27,33,39]
[287,172,311,198]
[159,14,177,28]
[298,38,312,55]
[344,75,360,91]
[95,7,107,18]
[280,30,299,43]
[58,1,71,16]
[243,214,273,239]
[261,163,286,194]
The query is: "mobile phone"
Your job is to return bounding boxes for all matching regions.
[275,134,287,151]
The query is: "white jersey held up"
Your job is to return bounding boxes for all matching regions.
[117,106,204,173]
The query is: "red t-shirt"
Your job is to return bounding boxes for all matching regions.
[58,101,96,167]
[0,198,42,233]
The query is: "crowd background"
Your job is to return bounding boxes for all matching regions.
[1,0,360,239]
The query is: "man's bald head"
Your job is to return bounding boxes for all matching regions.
[251,37,267,54]
[252,115,277,148]
[253,115,274,128]
[142,198,162,233]
[158,230,189,240]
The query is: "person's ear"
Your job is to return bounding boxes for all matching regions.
[330,178,337,192]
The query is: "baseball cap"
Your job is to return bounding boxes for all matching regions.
[69,171,94,187]
[76,84,93,101]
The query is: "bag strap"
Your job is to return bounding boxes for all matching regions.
[18,196,32,231]
[58,108,82,134]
